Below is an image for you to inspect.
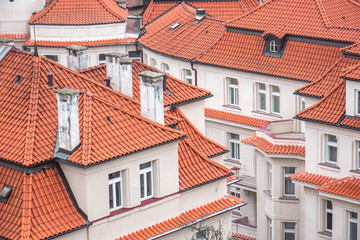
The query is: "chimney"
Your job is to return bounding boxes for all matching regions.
[55,88,80,152]
[138,71,164,124]
[105,53,133,98]
[46,72,55,89]
[196,9,206,22]
[66,45,88,71]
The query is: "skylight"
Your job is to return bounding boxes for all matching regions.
[170,23,180,30]
[0,185,13,203]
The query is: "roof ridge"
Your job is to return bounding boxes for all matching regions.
[20,173,33,239]
[28,0,58,24]
[81,93,93,166]
[98,0,127,21]
[315,0,333,28]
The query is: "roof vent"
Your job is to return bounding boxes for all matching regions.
[170,23,180,30]
[14,73,24,84]
[0,185,13,203]
[196,9,206,22]
[46,72,56,89]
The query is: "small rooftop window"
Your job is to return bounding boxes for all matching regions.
[0,185,13,203]
[170,23,180,30]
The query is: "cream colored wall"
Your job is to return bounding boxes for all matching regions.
[56,227,88,240]
[178,99,206,134]
[346,80,360,116]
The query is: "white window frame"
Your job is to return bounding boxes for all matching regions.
[325,200,333,232]
[108,171,123,211]
[348,211,358,240]
[326,135,338,163]
[230,187,241,211]
[229,133,240,160]
[257,83,267,111]
[161,63,169,73]
[284,167,295,196]
[271,85,280,114]
[150,58,157,69]
[284,222,296,240]
[140,162,153,200]
[356,90,360,115]
[183,69,193,84]
[98,53,106,64]
[270,40,279,53]
[228,78,239,106]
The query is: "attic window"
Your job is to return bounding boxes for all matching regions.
[0,185,13,203]
[270,41,278,53]
[170,23,180,30]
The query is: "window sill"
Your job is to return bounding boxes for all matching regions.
[223,104,241,111]
[263,190,272,198]
[224,158,241,165]
[251,110,282,119]
[318,231,332,238]
[350,169,360,175]
[279,196,299,201]
[319,162,340,171]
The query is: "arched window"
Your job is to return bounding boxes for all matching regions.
[270,40,279,52]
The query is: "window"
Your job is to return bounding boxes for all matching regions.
[98,54,106,64]
[284,222,296,240]
[161,63,169,73]
[183,69,193,84]
[230,188,241,211]
[270,41,278,53]
[140,162,153,200]
[128,51,141,61]
[268,162,272,191]
[356,90,360,115]
[45,55,58,62]
[284,167,295,196]
[271,86,280,113]
[357,142,360,170]
[326,135,337,163]
[325,200,333,231]
[229,133,240,160]
[150,58,157,69]
[258,83,266,111]
[228,78,239,105]
[108,171,122,210]
[268,217,273,240]
[348,211,358,240]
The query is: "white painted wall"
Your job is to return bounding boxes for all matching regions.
[178,99,206,134]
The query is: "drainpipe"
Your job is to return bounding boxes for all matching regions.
[191,60,198,86]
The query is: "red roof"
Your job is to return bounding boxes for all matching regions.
[290,170,337,186]
[342,62,360,81]
[116,195,245,240]
[0,165,88,240]
[167,108,227,158]
[139,3,226,60]
[142,0,260,26]
[242,134,305,156]
[227,0,360,42]
[205,108,268,128]
[316,177,360,200]
[342,42,360,57]
[232,232,257,240]
[196,31,341,82]
[28,0,128,25]
[24,38,136,47]
[0,33,29,40]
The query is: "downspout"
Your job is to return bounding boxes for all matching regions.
[191,60,198,86]
[135,41,144,63]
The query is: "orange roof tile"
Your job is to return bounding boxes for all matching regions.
[116,195,245,240]
[342,42,360,57]
[340,116,360,129]
[342,62,360,81]
[0,33,29,40]
[242,134,305,156]
[24,37,136,47]
[232,232,257,240]
[290,170,337,186]
[139,3,226,60]
[227,0,360,42]
[316,177,360,200]
[0,165,88,240]
[142,0,260,26]
[196,31,341,82]
[167,108,227,158]
[205,108,268,128]
[28,0,128,25]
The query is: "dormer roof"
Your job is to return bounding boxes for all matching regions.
[28,0,128,25]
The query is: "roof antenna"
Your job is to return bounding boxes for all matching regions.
[32,12,39,57]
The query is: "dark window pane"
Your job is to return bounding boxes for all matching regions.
[146,171,152,197]
[327,200,333,210]
[140,174,144,198]
[109,171,120,180]
[140,162,151,170]
[109,185,113,209]
[285,233,295,240]
[349,222,357,240]
[328,146,337,162]
[327,212,333,230]
[285,177,295,195]
[115,182,121,207]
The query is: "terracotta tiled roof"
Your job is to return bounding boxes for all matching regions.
[242,134,305,156]
[232,232,257,240]
[316,177,360,200]
[178,139,231,191]
[142,0,260,26]
[342,62,360,81]
[0,165,88,240]
[139,2,226,60]
[116,195,245,240]
[342,42,360,57]
[196,31,341,82]
[227,0,360,42]
[296,56,360,98]
[167,108,227,158]
[0,33,29,40]
[24,37,136,47]
[227,174,239,183]
[290,170,337,186]
[205,108,268,128]
[341,116,360,129]
[28,0,128,25]
[78,61,212,107]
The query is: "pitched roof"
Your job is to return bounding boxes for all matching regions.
[342,62,360,81]
[139,2,226,60]
[316,177,360,200]
[0,165,88,240]
[78,61,212,107]
[227,0,360,42]
[28,0,128,25]
[242,134,305,156]
[167,108,227,158]
[196,31,341,82]
[342,41,360,57]
[142,0,260,26]
[232,232,257,240]
[116,195,245,240]
[290,170,337,186]
[205,108,268,128]
[24,37,136,47]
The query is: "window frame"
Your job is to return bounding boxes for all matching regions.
[108,171,123,211]
[150,58,157,69]
[270,40,279,53]
[268,217,273,240]
[228,78,239,106]
[268,162,272,191]
[326,135,338,164]
[271,85,280,114]
[348,211,358,240]
[45,55,59,62]
[183,69,193,85]
[284,222,296,240]
[284,167,295,196]
[140,162,153,200]
[98,54,106,64]
[257,83,267,111]
[161,63,169,74]
[229,133,240,160]
[356,90,360,115]
[325,200,333,232]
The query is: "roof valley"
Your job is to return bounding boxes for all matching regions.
[20,172,34,239]
[81,93,93,166]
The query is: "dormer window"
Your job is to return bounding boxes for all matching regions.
[270,41,278,53]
